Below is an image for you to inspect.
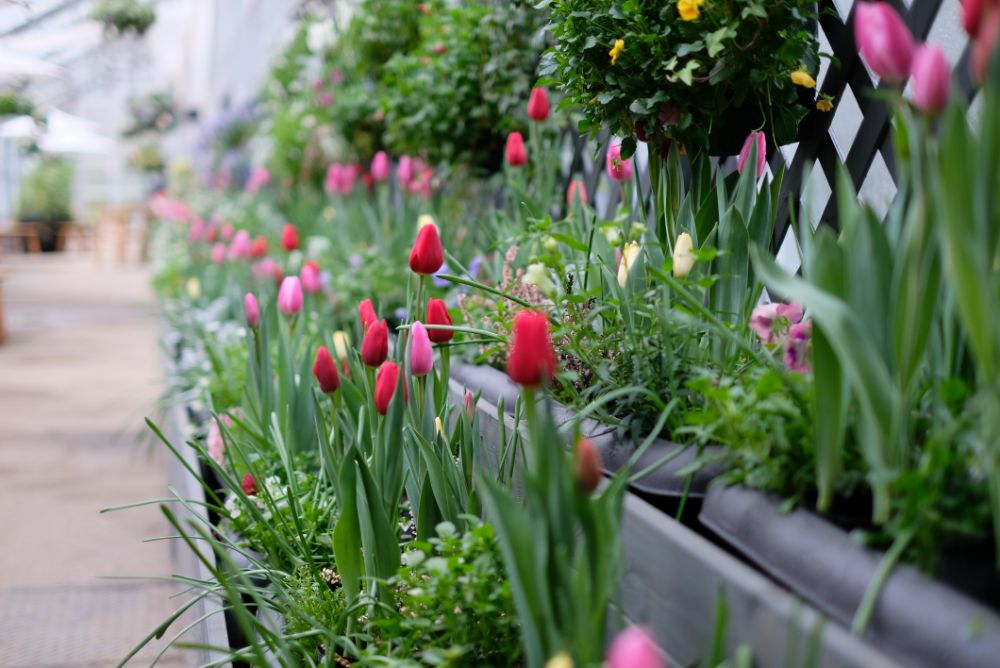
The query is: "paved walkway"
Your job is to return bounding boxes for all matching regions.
[0,254,192,667]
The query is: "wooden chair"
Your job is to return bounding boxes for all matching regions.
[0,223,42,254]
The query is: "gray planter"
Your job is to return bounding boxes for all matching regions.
[701,484,1000,668]
[447,367,900,667]
[450,363,723,499]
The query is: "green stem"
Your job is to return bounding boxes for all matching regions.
[851,526,915,635]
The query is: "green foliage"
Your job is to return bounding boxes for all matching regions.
[0,91,34,117]
[381,1,548,172]
[90,0,156,36]
[541,0,819,152]
[17,156,72,223]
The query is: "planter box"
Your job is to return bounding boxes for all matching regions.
[450,364,722,500]
[701,484,1000,668]
[448,366,900,667]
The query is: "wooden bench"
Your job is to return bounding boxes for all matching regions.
[0,223,41,254]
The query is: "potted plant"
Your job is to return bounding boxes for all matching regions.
[90,0,156,37]
[17,155,72,252]
[541,0,820,157]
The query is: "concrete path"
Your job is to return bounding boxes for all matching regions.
[0,254,193,667]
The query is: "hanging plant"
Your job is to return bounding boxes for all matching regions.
[91,0,156,37]
[541,0,821,156]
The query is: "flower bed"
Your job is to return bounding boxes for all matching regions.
[120,1,1000,666]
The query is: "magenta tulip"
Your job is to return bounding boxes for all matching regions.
[910,44,951,115]
[397,155,414,184]
[607,626,665,668]
[277,276,304,315]
[737,131,767,177]
[370,151,391,181]
[300,260,322,294]
[243,293,260,328]
[409,321,434,377]
[854,2,916,84]
[228,230,251,260]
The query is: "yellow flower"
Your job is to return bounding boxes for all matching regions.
[185,277,201,299]
[417,214,437,229]
[545,653,574,668]
[332,331,350,360]
[609,39,625,64]
[617,241,641,288]
[435,417,445,438]
[677,0,703,21]
[790,69,816,89]
[816,98,834,112]
[673,232,696,279]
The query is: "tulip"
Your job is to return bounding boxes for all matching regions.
[527,87,550,121]
[409,321,434,376]
[605,142,634,182]
[277,276,304,315]
[359,299,378,331]
[245,166,270,194]
[607,626,665,668]
[229,230,251,260]
[252,258,283,283]
[204,225,218,243]
[333,331,350,361]
[962,0,992,37]
[313,345,341,393]
[784,321,813,373]
[301,260,323,293]
[397,155,414,184]
[426,299,454,343]
[617,242,641,288]
[220,222,234,242]
[211,242,226,265]
[567,178,588,206]
[409,223,445,275]
[545,653,574,668]
[464,389,476,418]
[370,151,391,181]
[241,473,258,496]
[244,293,260,328]
[737,131,767,177]
[910,44,951,115]
[207,415,231,466]
[673,232,696,278]
[362,319,389,367]
[507,310,558,387]
[250,235,268,258]
[972,7,1000,83]
[417,214,436,229]
[576,437,603,493]
[505,131,528,167]
[281,224,299,251]
[374,361,401,415]
[854,2,915,84]
[186,277,201,300]
[188,218,205,242]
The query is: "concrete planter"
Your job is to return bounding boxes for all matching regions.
[701,484,1000,668]
[447,364,900,667]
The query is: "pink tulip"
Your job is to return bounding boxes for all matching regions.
[607,626,665,668]
[409,321,434,376]
[464,389,476,418]
[737,131,767,177]
[244,293,260,328]
[277,276,304,315]
[300,260,323,294]
[784,321,813,373]
[398,155,414,184]
[605,142,634,182]
[211,242,226,265]
[228,230,251,260]
[220,222,234,242]
[910,44,951,115]
[245,166,270,193]
[371,151,391,181]
[854,2,916,84]
[188,218,205,242]
[252,258,283,283]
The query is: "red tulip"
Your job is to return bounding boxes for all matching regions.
[527,87,550,122]
[361,319,389,367]
[854,2,916,84]
[313,345,340,393]
[737,131,767,177]
[374,361,401,415]
[567,179,588,206]
[506,310,557,387]
[426,299,454,343]
[505,131,528,167]
[409,223,445,275]
[281,224,299,251]
[250,235,268,258]
[576,437,603,493]
[910,44,951,115]
[359,299,378,331]
[972,6,1000,83]
[962,0,997,37]
[241,473,257,496]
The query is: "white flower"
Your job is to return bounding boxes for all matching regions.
[307,20,335,53]
[523,263,557,297]
[673,233,696,279]
[617,241,641,288]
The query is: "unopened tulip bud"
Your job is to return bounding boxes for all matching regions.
[301,260,323,293]
[361,319,389,367]
[281,224,299,251]
[409,321,434,376]
[417,214,437,229]
[277,276,304,315]
[673,233,695,278]
[333,331,350,360]
[359,299,378,331]
[527,87,551,122]
[854,2,916,84]
[576,437,603,493]
[250,235,268,258]
[374,361,401,415]
[244,293,260,328]
[229,230,251,260]
[212,242,226,265]
[507,310,557,387]
[241,472,257,496]
[607,626,665,668]
[426,299,454,343]
[313,345,341,393]
[911,44,951,115]
[370,151,390,182]
[505,132,528,167]
[737,131,767,177]
[186,277,201,299]
[617,242,641,288]
[409,224,445,275]
[435,416,445,438]
[464,389,476,418]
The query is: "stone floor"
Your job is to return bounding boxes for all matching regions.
[0,253,193,667]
